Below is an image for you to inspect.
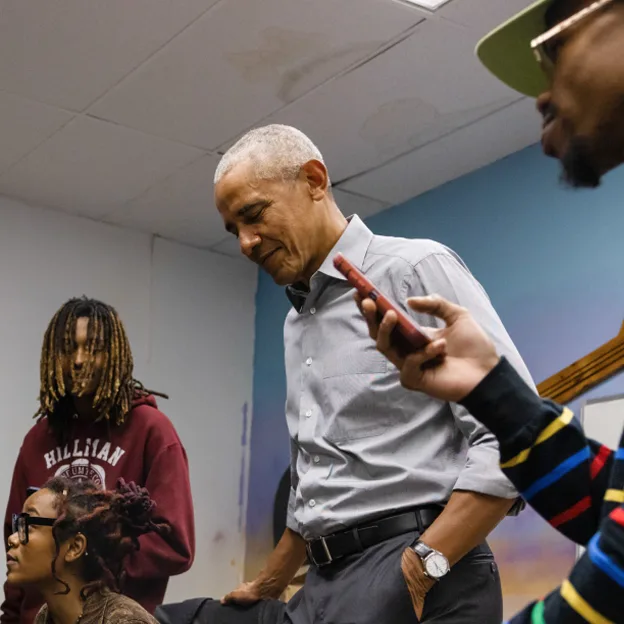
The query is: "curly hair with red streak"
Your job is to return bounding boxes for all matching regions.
[43,476,170,599]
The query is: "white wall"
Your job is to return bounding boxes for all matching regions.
[0,196,257,603]
[148,238,256,600]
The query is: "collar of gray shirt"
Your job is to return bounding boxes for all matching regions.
[285,215,370,313]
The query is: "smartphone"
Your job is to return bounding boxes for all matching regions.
[333,252,430,353]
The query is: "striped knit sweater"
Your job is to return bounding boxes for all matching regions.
[460,357,624,624]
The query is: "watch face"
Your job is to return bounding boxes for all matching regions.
[425,553,450,578]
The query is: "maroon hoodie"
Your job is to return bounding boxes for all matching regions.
[1,395,195,624]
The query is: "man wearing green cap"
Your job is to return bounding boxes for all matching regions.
[357,1,624,623]
[478,0,624,189]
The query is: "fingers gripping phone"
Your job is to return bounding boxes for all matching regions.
[333,253,430,353]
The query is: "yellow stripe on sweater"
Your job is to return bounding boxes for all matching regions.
[501,408,574,469]
[605,489,624,503]
[560,580,613,623]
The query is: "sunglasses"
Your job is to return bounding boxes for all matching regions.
[12,513,56,545]
[531,0,614,76]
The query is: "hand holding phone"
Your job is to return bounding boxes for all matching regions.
[333,253,430,354]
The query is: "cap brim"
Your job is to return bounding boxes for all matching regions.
[475,0,550,98]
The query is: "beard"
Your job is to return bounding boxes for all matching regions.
[560,136,601,189]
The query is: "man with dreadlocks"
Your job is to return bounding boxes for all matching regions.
[1,297,195,624]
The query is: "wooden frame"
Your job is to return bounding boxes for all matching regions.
[537,321,624,404]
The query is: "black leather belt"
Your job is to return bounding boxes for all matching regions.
[306,507,442,567]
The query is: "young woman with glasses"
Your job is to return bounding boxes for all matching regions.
[6,477,168,624]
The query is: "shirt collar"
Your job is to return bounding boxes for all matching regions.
[285,215,373,311]
[316,215,373,281]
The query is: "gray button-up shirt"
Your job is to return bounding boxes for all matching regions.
[284,216,534,540]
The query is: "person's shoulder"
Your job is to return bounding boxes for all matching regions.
[124,396,183,451]
[103,593,158,623]
[21,417,54,448]
[129,396,177,431]
[366,234,454,272]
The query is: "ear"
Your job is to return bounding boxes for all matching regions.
[300,159,329,201]
[63,533,88,564]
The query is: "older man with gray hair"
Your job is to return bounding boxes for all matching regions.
[214,124,535,624]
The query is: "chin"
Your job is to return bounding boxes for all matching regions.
[266,264,300,287]
[73,383,98,398]
[6,572,23,585]
[269,272,294,287]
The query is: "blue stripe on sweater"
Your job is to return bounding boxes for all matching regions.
[588,532,624,587]
[523,447,591,501]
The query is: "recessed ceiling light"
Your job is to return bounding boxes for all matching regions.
[396,0,451,10]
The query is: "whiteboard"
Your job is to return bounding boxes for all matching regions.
[582,394,624,446]
[576,394,624,558]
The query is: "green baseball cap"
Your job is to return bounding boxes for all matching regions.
[475,0,551,98]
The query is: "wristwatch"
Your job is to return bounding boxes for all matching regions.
[412,541,450,580]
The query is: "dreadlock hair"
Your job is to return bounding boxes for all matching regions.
[44,476,170,599]
[35,296,167,444]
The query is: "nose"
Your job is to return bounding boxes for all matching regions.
[536,91,553,119]
[8,532,19,548]
[238,229,261,258]
[74,346,86,368]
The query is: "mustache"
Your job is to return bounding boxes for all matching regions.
[560,136,601,189]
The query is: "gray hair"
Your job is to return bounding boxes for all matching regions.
[214,124,330,185]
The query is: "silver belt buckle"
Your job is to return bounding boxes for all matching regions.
[308,536,333,567]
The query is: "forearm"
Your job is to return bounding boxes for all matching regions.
[420,490,514,566]
[254,528,307,598]
[461,357,610,543]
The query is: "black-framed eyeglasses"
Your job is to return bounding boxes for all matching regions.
[12,513,56,545]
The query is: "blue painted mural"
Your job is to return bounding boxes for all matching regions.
[246,142,624,616]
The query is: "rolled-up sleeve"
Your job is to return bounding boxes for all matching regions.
[403,250,536,502]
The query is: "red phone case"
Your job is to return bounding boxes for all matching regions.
[333,252,430,351]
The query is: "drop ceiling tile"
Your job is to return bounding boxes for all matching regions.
[107,153,225,247]
[89,0,425,150]
[340,97,541,205]
[225,18,520,182]
[332,188,389,220]
[0,91,74,174]
[440,0,536,32]
[0,115,203,218]
[0,0,221,110]
[152,221,229,249]
[210,236,242,258]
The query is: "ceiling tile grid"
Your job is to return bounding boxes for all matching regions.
[0,90,74,175]
[338,97,541,205]
[88,0,428,150]
[106,153,225,248]
[0,115,204,219]
[0,0,223,111]
[241,17,522,184]
[0,0,540,250]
